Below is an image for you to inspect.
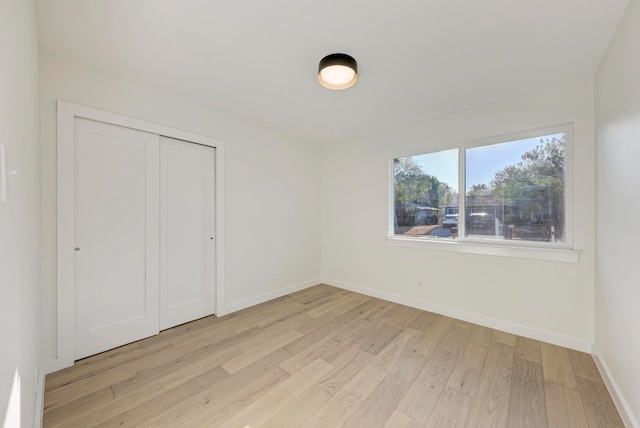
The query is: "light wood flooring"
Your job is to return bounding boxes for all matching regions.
[43,284,624,427]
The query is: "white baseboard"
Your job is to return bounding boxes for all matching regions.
[322,277,592,353]
[592,346,639,428]
[34,365,47,428]
[219,278,321,316]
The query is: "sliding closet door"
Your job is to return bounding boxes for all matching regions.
[74,118,160,360]
[160,137,215,330]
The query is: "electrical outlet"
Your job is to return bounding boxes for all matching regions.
[417,280,424,290]
[271,271,277,281]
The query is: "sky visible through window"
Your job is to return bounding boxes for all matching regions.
[414,149,458,191]
[414,134,563,192]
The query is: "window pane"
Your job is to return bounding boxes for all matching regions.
[393,149,458,238]
[465,133,566,242]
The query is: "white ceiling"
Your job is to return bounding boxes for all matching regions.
[36,0,628,144]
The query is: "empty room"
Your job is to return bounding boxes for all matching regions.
[1,0,639,426]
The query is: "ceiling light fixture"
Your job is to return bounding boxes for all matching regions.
[318,53,358,90]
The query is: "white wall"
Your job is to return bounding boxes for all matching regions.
[40,51,322,361]
[322,79,596,348]
[594,0,640,425]
[0,0,41,426]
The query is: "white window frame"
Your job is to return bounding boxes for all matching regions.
[387,124,580,263]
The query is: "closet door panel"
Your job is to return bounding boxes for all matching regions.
[160,137,215,329]
[74,118,160,360]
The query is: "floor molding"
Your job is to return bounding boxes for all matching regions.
[34,365,47,428]
[592,346,639,428]
[322,277,592,353]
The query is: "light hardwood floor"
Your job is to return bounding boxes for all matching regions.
[43,285,624,427]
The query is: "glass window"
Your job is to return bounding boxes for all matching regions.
[465,133,566,243]
[392,127,569,246]
[393,149,458,238]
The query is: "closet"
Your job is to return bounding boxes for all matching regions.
[73,118,215,359]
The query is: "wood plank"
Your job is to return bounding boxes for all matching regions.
[168,326,240,355]
[568,350,604,384]
[316,345,375,396]
[302,389,362,428]
[541,342,577,388]
[142,366,289,427]
[224,297,295,333]
[259,311,314,335]
[390,349,428,383]
[279,338,340,375]
[356,321,402,355]
[306,292,369,318]
[407,310,437,332]
[515,336,542,364]
[446,342,489,397]
[466,341,514,428]
[574,376,625,428]
[94,366,229,428]
[110,343,241,397]
[221,328,302,374]
[544,381,589,428]
[316,336,362,367]
[386,306,423,329]
[384,410,424,428]
[343,328,421,399]
[128,347,288,427]
[286,284,336,304]
[156,345,242,390]
[397,334,461,422]
[334,297,382,323]
[438,321,471,356]
[293,309,342,335]
[45,344,185,409]
[46,381,165,428]
[216,358,334,428]
[343,373,411,428]
[164,348,294,424]
[327,317,370,343]
[261,385,332,428]
[285,317,345,355]
[43,387,114,427]
[492,330,517,347]
[167,322,237,349]
[465,322,494,347]
[171,325,263,355]
[358,299,396,321]
[411,315,453,358]
[425,386,474,428]
[44,340,170,392]
[256,303,310,329]
[506,357,548,427]
[219,346,293,383]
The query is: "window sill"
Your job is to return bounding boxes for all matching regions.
[385,236,580,263]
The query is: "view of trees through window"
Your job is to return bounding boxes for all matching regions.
[393,130,567,244]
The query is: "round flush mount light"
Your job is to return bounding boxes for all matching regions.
[318,53,358,90]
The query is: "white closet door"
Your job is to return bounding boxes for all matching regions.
[160,137,215,330]
[74,118,160,360]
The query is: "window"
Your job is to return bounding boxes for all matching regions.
[392,126,570,248]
